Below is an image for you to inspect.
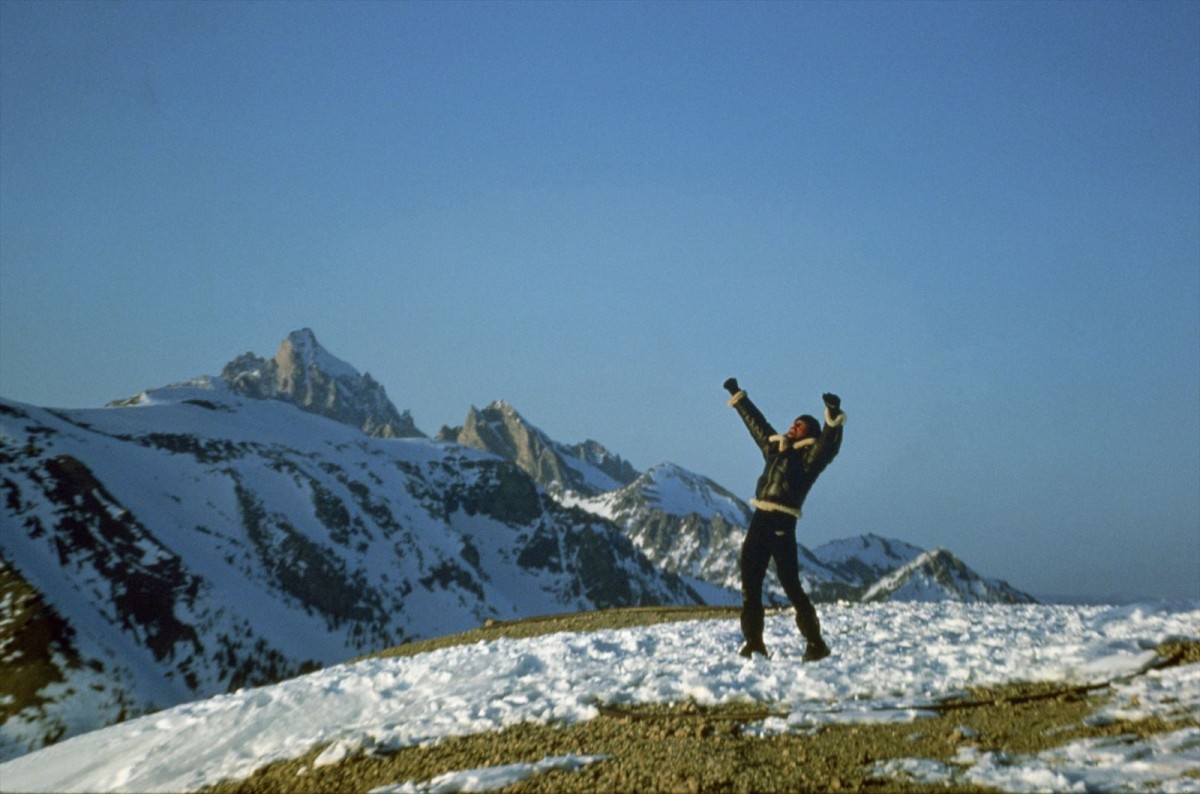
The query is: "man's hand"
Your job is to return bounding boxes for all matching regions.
[823,392,842,417]
[723,378,740,395]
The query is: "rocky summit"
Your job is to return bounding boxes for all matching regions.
[437,400,638,496]
[218,328,423,439]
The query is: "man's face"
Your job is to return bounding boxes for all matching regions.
[787,417,809,440]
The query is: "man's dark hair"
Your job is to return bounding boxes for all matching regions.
[796,414,821,439]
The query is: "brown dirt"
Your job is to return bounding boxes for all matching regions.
[205,606,1200,794]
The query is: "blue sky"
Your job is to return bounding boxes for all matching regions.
[2,0,1197,602]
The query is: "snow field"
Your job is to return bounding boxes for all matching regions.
[0,601,1196,793]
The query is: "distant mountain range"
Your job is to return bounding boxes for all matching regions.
[437,397,1033,606]
[0,329,1032,760]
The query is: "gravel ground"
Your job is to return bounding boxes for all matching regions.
[206,607,1200,794]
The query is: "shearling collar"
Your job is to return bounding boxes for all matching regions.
[767,435,816,453]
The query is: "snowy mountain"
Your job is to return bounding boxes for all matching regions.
[428,395,1033,607]
[0,341,699,760]
[451,411,1035,607]
[0,329,1034,761]
[809,533,927,588]
[436,400,638,496]
[564,464,751,595]
[113,329,423,439]
[862,548,1035,604]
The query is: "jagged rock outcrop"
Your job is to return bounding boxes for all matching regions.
[437,401,637,495]
[219,329,424,438]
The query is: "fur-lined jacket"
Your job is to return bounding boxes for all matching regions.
[727,389,845,518]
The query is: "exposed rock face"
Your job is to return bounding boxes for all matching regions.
[221,329,423,439]
[565,439,641,490]
[437,401,637,496]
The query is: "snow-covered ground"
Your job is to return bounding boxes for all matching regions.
[2,601,1197,793]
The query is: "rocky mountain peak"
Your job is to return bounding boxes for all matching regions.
[438,402,638,496]
[274,328,360,388]
[483,399,517,415]
[221,329,424,439]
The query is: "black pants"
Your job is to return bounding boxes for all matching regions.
[739,509,822,647]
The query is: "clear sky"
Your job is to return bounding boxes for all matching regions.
[2,0,1197,602]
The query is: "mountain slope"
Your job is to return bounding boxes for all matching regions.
[566,464,750,595]
[0,385,698,760]
[810,534,927,588]
[862,548,1036,604]
[436,401,637,496]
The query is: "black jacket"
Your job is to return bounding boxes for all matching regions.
[728,390,844,517]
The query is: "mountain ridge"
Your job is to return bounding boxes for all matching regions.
[437,400,638,496]
[0,386,697,760]
[446,397,1035,607]
[862,547,1035,604]
[0,329,1034,761]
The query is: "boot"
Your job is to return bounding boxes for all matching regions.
[740,603,769,658]
[739,642,769,659]
[802,638,831,663]
[795,601,831,662]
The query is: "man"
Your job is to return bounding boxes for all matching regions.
[723,377,845,662]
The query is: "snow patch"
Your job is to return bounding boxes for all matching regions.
[369,754,609,793]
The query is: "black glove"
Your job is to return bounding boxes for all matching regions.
[823,392,842,417]
[723,378,740,395]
